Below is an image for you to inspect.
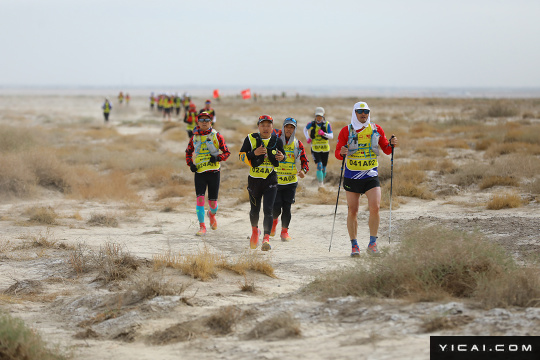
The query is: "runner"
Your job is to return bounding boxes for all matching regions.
[102,99,112,123]
[198,99,216,125]
[239,115,285,251]
[174,93,182,115]
[271,118,309,241]
[303,107,333,187]
[125,93,131,105]
[118,91,124,105]
[335,101,398,256]
[185,102,198,138]
[185,112,231,236]
[149,92,156,111]
[163,94,173,121]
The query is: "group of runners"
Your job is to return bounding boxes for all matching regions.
[185,102,398,256]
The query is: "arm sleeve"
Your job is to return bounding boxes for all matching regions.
[269,137,285,168]
[239,135,263,167]
[303,123,310,140]
[185,138,195,166]
[216,132,231,162]
[298,141,309,173]
[323,123,334,139]
[376,125,393,155]
[334,126,349,160]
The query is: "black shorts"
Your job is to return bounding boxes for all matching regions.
[194,171,220,200]
[311,150,329,166]
[343,176,380,194]
[247,171,278,200]
[275,183,297,206]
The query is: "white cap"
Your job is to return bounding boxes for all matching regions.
[314,107,325,116]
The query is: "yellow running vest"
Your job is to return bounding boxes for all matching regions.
[193,130,220,173]
[277,139,299,185]
[248,134,275,179]
[346,125,378,172]
[311,123,330,152]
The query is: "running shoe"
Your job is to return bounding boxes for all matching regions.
[280,228,292,242]
[207,210,217,230]
[367,243,381,256]
[270,219,278,237]
[196,223,206,236]
[250,227,261,249]
[261,235,272,251]
[351,241,360,257]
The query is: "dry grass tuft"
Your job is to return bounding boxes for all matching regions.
[484,101,519,118]
[69,168,140,202]
[22,229,58,248]
[0,154,37,197]
[155,184,189,201]
[87,213,119,227]
[486,192,522,210]
[153,248,276,281]
[130,274,188,301]
[94,243,140,284]
[153,247,224,281]
[0,312,68,360]
[25,206,58,225]
[205,306,243,335]
[479,176,518,190]
[245,313,301,340]
[305,224,540,308]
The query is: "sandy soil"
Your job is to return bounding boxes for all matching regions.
[0,93,539,359]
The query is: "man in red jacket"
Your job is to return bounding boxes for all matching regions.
[335,102,398,257]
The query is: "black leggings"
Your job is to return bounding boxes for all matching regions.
[248,173,278,235]
[272,183,297,228]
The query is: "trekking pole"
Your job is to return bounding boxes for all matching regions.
[388,136,395,244]
[329,152,347,252]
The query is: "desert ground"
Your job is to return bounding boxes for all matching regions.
[0,91,539,359]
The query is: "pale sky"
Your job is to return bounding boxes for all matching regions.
[1,0,539,89]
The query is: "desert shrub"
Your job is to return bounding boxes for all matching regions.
[130,274,188,301]
[69,168,140,202]
[450,163,490,187]
[485,101,519,118]
[475,138,496,151]
[245,313,301,340]
[305,225,538,308]
[155,184,189,200]
[87,213,119,227]
[25,206,58,225]
[24,150,72,192]
[205,306,243,335]
[0,125,38,153]
[0,154,37,197]
[93,243,140,283]
[526,179,540,194]
[486,192,522,210]
[475,267,540,308]
[0,312,68,360]
[479,176,518,190]
[153,248,276,280]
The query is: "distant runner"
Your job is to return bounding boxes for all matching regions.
[185,103,198,138]
[271,118,309,242]
[102,98,112,123]
[198,99,216,125]
[335,101,398,257]
[304,107,333,187]
[118,91,124,104]
[239,115,285,251]
[185,112,231,236]
[149,92,156,111]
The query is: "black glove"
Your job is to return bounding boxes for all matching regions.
[190,164,197,173]
[209,155,218,164]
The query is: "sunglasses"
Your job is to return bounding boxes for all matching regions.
[355,109,370,114]
[259,115,273,121]
[198,118,212,122]
[285,117,297,123]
